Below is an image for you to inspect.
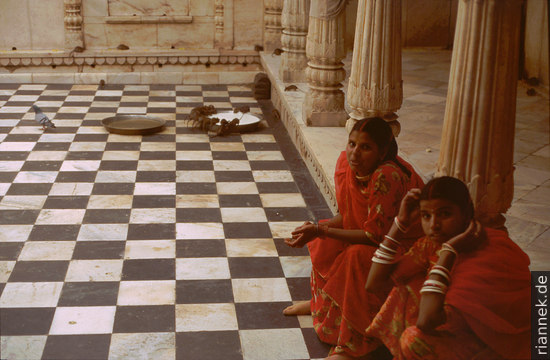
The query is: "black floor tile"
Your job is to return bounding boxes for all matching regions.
[215,171,254,182]
[135,171,176,182]
[20,161,63,171]
[72,241,125,259]
[249,160,289,171]
[0,210,40,224]
[223,222,272,238]
[264,207,313,222]
[228,257,284,278]
[177,161,214,170]
[286,277,312,301]
[127,223,175,240]
[256,182,299,193]
[0,242,24,260]
[83,209,131,224]
[92,183,135,195]
[29,224,81,241]
[176,183,217,194]
[122,259,175,280]
[66,151,104,160]
[132,195,176,208]
[99,160,138,170]
[58,282,119,306]
[113,305,175,333]
[218,194,262,207]
[176,239,226,258]
[56,171,97,183]
[0,307,56,335]
[8,260,69,282]
[176,331,242,360]
[176,208,221,222]
[42,334,111,360]
[273,238,310,256]
[6,183,52,195]
[235,302,300,329]
[176,279,234,304]
[212,151,248,160]
[43,196,89,209]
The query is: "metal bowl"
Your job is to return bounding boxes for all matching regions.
[208,112,261,133]
[102,115,166,135]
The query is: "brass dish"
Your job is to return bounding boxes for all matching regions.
[102,115,166,135]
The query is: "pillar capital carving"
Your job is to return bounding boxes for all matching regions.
[437,0,523,229]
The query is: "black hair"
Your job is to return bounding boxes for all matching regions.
[351,117,411,177]
[420,176,475,221]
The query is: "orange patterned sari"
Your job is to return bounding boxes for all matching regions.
[307,151,423,357]
[366,228,531,360]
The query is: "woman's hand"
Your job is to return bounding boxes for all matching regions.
[446,220,482,253]
[284,221,318,248]
[396,188,422,228]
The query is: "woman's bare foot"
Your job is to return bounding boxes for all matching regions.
[325,354,354,360]
[282,300,311,315]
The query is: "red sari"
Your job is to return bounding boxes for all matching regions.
[307,151,423,357]
[366,228,531,360]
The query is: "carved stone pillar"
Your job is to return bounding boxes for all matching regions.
[64,0,84,51]
[437,0,523,229]
[215,0,224,47]
[345,0,402,134]
[264,0,284,52]
[302,0,348,127]
[280,0,310,82]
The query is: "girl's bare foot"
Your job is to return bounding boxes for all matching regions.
[282,300,311,315]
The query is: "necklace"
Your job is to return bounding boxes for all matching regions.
[355,173,370,182]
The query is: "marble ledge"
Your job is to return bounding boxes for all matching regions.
[0,71,259,85]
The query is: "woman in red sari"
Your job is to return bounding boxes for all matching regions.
[365,176,531,360]
[284,117,424,359]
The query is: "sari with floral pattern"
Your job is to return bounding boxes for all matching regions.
[366,228,531,360]
[306,151,423,357]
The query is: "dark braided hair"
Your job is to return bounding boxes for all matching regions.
[351,117,411,177]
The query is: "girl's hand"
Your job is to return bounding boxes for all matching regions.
[396,188,422,228]
[284,221,318,248]
[446,220,482,253]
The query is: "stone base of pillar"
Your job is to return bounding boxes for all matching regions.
[305,111,348,127]
[263,33,283,52]
[280,61,308,82]
[303,91,347,126]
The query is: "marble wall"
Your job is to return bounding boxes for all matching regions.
[401,0,458,48]
[524,0,549,86]
[0,0,65,51]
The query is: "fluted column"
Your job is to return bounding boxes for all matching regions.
[346,0,402,134]
[264,0,284,52]
[64,0,84,50]
[302,0,347,127]
[437,0,523,229]
[280,0,310,82]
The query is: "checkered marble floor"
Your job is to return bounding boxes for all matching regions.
[0,83,334,360]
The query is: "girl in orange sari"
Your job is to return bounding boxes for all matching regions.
[284,118,424,359]
[365,176,531,360]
